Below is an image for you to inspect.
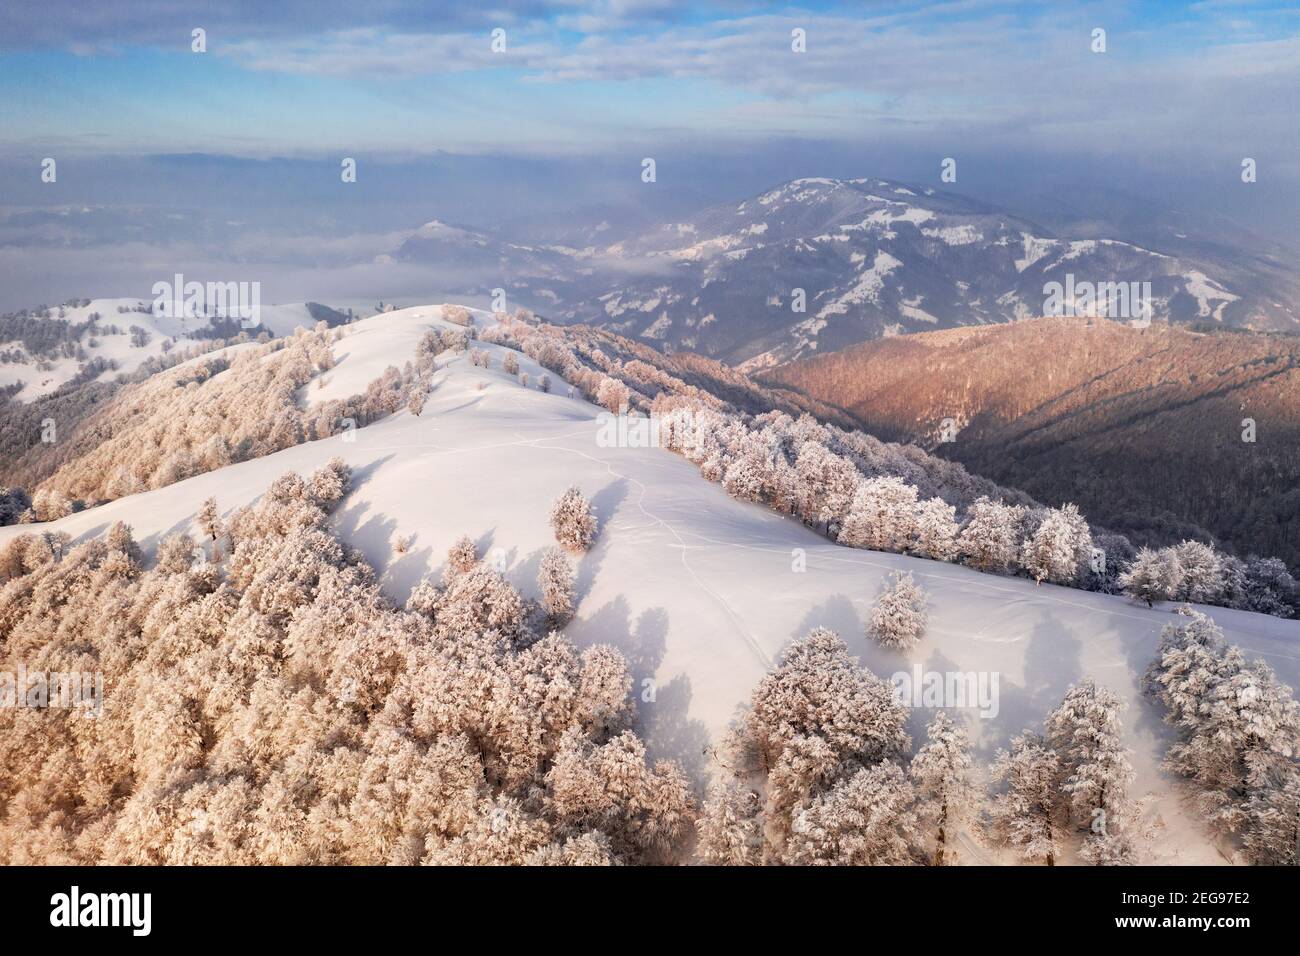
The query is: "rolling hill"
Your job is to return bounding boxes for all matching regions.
[760,317,1300,571]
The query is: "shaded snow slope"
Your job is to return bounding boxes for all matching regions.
[6,303,1298,864]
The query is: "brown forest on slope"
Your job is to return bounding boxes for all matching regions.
[760,318,1300,573]
[0,323,442,515]
[0,461,694,864]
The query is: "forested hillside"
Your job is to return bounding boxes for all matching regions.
[760,318,1300,572]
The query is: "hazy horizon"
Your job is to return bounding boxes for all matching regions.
[2,0,1299,310]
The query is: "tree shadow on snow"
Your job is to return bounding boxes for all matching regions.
[566,597,709,787]
[987,608,1084,756]
[792,593,897,678]
[572,478,628,606]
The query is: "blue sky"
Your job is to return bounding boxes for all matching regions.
[3,1,1298,157]
[1,1,1297,308]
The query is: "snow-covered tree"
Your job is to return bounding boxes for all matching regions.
[721,438,771,504]
[545,728,695,863]
[1242,556,1297,618]
[912,496,959,561]
[839,476,918,552]
[407,389,426,416]
[435,563,529,643]
[442,304,473,326]
[910,711,976,865]
[785,762,920,865]
[537,546,575,626]
[444,534,478,580]
[594,376,631,413]
[549,486,598,553]
[988,732,1062,865]
[1170,540,1224,604]
[1118,547,1175,606]
[309,457,351,504]
[1145,608,1300,838]
[1144,608,1234,728]
[502,353,520,376]
[867,571,928,651]
[1021,503,1092,585]
[155,532,198,575]
[695,785,763,866]
[197,496,222,543]
[1243,769,1300,866]
[31,488,73,522]
[793,442,859,533]
[1045,679,1136,864]
[742,627,911,772]
[957,497,1020,573]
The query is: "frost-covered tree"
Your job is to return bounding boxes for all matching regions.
[537,546,575,626]
[1170,540,1224,604]
[526,831,620,866]
[793,442,859,533]
[1242,769,1300,866]
[721,441,770,504]
[435,563,529,644]
[912,496,959,561]
[1045,680,1136,864]
[442,304,473,326]
[1145,608,1300,839]
[988,732,1062,865]
[502,353,520,376]
[594,376,631,413]
[911,711,976,865]
[839,476,918,552]
[742,627,911,772]
[545,728,695,863]
[867,571,928,651]
[1118,547,1175,606]
[196,496,222,543]
[1242,556,1297,618]
[154,532,199,575]
[1144,609,1234,729]
[0,464,694,866]
[695,785,763,866]
[1021,503,1092,585]
[31,488,74,522]
[407,389,426,417]
[705,626,912,863]
[444,534,478,580]
[785,762,920,865]
[957,497,1020,573]
[549,486,597,553]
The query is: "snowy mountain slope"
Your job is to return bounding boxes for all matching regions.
[391,178,1300,367]
[0,298,346,403]
[578,178,1300,367]
[4,303,1297,864]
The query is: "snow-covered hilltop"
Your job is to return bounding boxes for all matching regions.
[0,297,348,403]
[3,303,1296,865]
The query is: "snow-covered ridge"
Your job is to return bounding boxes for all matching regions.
[0,297,340,403]
[6,302,1297,864]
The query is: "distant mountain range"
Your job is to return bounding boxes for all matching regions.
[759,316,1300,572]
[394,177,1300,367]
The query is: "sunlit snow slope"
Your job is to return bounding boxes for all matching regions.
[5,304,1298,864]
